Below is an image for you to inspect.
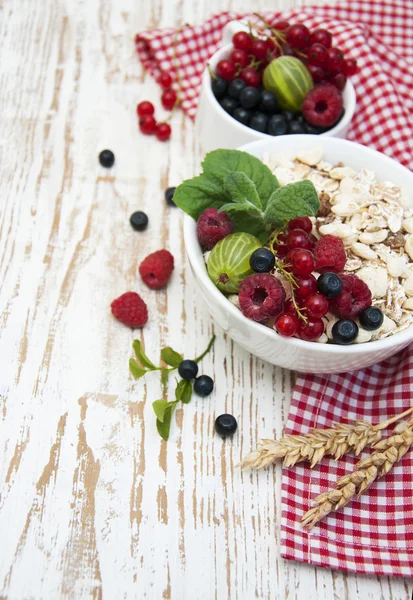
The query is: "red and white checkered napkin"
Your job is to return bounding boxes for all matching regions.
[282,347,413,577]
[136,0,413,170]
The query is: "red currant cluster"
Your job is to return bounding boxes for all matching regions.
[137,72,178,142]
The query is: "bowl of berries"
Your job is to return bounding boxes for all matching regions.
[175,135,413,374]
[196,19,357,153]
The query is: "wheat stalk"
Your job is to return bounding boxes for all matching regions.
[238,407,413,470]
[301,419,413,529]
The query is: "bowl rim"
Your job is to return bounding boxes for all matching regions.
[184,135,413,355]
[204,42,356,140]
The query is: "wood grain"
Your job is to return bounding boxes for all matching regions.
[0,0,411,598]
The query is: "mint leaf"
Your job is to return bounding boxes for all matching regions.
[152,399,170,422]
[129,358,146,379]
[229,212,268,244]
[173,174,230,220]
[133,340,157,370]
[156,403,177,441]
[264,180,319,228]
[223,172,262,210]
[161,347,183,368]
[202,149,279,209]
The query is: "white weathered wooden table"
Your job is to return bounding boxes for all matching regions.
[0,0,411,598]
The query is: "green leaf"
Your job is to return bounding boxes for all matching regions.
[219,202,261,215]
[173,174,230,220]
[264,180,319,228]
[175,379,192,404]
[152,399,170,422]
[202,149,279,209]
[132,340,157,370]
[161,367,169,389]
[129,358,147,379]
[223,172,262,210]
[161,346,183,368]
[156,404,177,441]
[229,211,268,244]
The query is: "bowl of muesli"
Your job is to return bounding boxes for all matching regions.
[179,136,413,374]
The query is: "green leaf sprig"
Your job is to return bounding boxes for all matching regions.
[129,335,215,441]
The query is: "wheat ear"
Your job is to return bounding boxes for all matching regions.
[301,419,413,529]
[238,407,413,470]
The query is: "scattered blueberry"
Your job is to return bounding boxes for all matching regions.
[130,211,148,231]
[194,375,214,397]
[239,87,261,109]
[288,120,305,134]
[232,107,251,126]
[99,149,115,168]
[165,187,176,206]
[332,319,359,345]
[178,359,199,381]
[359,306,384,331]
[227,78,247,99]
[259,90,279,114]
[282,110,295,122]
[249,112,268,133]
[317,272,343,298]
[215,414,238,437]
[267,114,288,136]
[211,77,227,100]
[250,248,275,273]
[220,96,239,114]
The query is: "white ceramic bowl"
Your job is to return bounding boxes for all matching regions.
[195,35,356,153]
[184,136,413,374]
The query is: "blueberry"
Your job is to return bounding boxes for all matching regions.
[267,114,288,136]
[249,112,268,133]
[288,120,305,134]
[194,375,214,397]
[359,306,384,331]
[232,107,251,126]
[211,77,227,100]
[227,78,246,99]
[220,96,239,114]
[239,86,261,109]
[130,211,148,231]
[99,149,115,168]
[296,114,305,125]
[304,122,322,135]
[178,359,199,381]
[250,248,275,273]
[332,319,359,345]
[215,414,238,437]
[317,272,343,298]
[259,90,279,114]
[282,110,295,122]
[165,187,176,206]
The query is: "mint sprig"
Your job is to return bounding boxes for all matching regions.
[129,335,216,441]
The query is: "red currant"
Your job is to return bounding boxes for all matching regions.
[274,20,290,31]
[216,59,236,81]
[161,89,177,110]
[286,24,310,49]
[307,64,325,82]
[287,216,312,234]
[155,122,172,141]
[327,47,344,73]
[251,39,268,60]
[240,67,261,87]
[290,249,316,276]
[295,274,317,299]
[308,233,318,247]
[231,48,249,68]
[331,72,347,91]
[273,233,289,257]
[139,114,157,135]
[284,249,300,272]
[305,293,329,318]
[284,299,297,315]
[275,313,299,337]
[343,58,358,76]
[309,29,332,49]
[307,43,328,67]
[286,228,312,250]
[137,101,155,117]
[233,31,253,53]
[158,72,173,89]
[297,318,325,341]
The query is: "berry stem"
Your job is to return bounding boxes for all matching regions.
[252,13,287,44]
[275,260,308,323]
[194,334,216,363]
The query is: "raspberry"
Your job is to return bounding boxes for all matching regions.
[139,249,174,289]
[330,274,372,319]
[238,274,286,322]
[197,208,232,250]
[111,292,148,328]
[314,235,346,274]
[302,84,343,128]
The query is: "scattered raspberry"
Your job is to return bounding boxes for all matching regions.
[111,292,148,328]
[330,274,372,319]
[139,249,174,289]
[302,84,343,128]
[196,208,233,250]
[314,235,346,274]
[238,273,286,322]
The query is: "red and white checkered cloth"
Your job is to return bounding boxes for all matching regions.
[136,0,413,577]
